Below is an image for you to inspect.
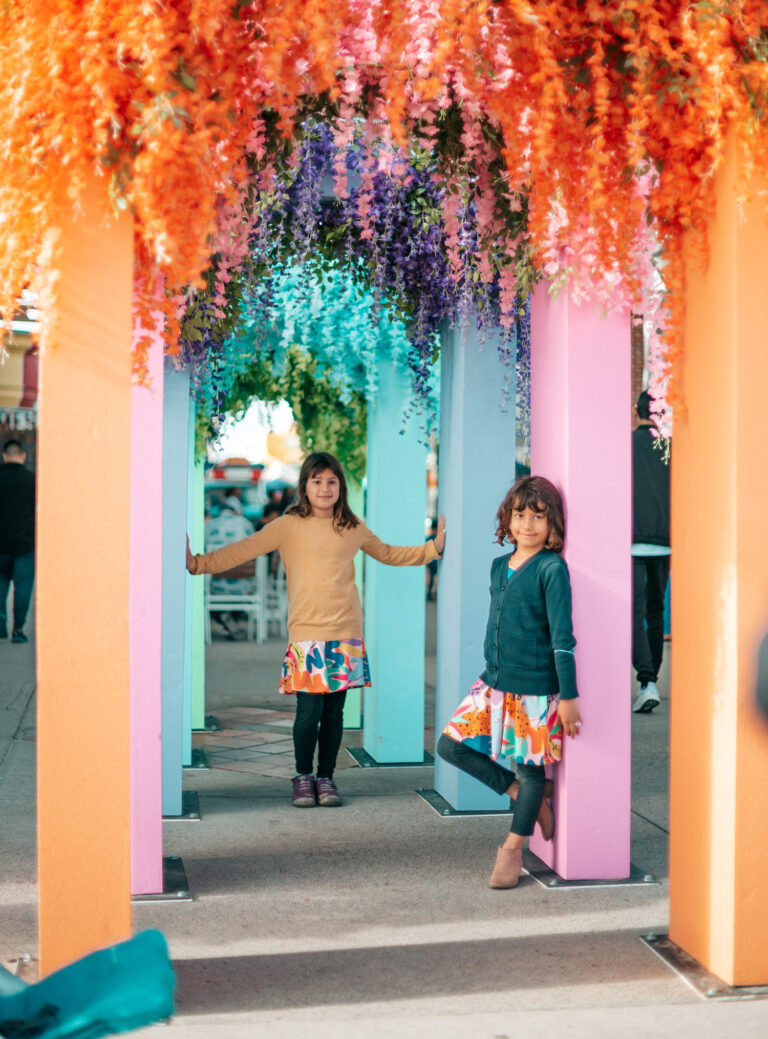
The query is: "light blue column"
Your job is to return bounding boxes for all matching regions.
[190,454,206,730]
[343,478,364,729]
[363,356,428,763]
[181,398,195,766]
[161,363,190,815]
[434,324,516,809]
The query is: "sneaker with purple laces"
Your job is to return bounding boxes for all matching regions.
[315,776,342,807]
[291,774,316,807]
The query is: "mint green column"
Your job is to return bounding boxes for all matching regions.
[343,478,365,729]
[190,454,206,730]
[363,357,428,763]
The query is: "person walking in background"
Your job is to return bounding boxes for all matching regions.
[631,390,671,714]
[0,439,36,643]
[437,475,581,890]
[188,451,445,808]
[425,517,439,601]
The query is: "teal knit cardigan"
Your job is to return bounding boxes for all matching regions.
[480,549,579,700]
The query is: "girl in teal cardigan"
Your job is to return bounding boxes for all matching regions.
[437,475,582,889]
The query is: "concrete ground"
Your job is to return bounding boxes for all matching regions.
[2,606,768,1038]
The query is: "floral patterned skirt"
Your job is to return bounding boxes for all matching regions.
[442,678,562,766]
[279,638,371,695]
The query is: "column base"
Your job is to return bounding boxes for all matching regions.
[183,747,210,770]
[192,714,220,733]
[162,790,200,821]
[131,856,192,903]
[641,934,768,1001]
[522,849,657,889]
[348,748,433,768]
[416,787,513,818]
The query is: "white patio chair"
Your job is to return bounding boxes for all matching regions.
[203,556,267,643]
[264,559,289,638]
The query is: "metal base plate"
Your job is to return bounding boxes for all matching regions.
[184,747,210,771]
[416,787,514,817]
[347,747,434,768]
[641,934,768,1001]
[132,856,192,903]
[192,714,221,733]
[522,849,658,888]
[163,789,200,821]
[5,953,38,984]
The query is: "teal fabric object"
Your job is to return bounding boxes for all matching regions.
[0,929,174,1038]
[0,968,27,998]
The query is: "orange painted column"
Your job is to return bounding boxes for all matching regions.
[37,176,134,974]
[670,137,768,985]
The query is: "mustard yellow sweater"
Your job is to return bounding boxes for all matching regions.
[188,513,440,641]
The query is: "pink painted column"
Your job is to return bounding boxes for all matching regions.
[130,299,165,895]
[529,284,631,879]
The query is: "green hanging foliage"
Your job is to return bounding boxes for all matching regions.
[199,345,367,483]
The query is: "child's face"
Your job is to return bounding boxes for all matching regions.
[509,504,549,552]
[306,467,340,517]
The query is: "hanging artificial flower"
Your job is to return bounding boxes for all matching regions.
[2,0,768,430]
[178,115,529,419]
[181,259,439,436]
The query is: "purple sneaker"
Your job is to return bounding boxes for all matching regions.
[291,774,316,807]
[315,776,342,807]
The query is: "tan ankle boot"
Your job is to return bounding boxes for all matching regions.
[489,845,523,889]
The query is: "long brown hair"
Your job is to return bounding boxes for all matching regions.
[286,452,360,531]
[495,475,565,552]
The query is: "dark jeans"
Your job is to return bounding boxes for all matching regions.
[632,555,670,685]
[436,733,545,837]
[0,551,35,631]
[293,691,347,779]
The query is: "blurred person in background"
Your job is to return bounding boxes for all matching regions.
[0,439,36,643]
[631,391,671,714]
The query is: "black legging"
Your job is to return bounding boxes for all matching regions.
[293,691,347,778]
[436,733,545,837]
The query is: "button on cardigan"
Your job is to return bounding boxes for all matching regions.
[188,512,439,642]
[480,549,579,700]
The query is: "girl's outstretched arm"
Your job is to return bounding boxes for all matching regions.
[360,518,443,567]
[186,516,284,574]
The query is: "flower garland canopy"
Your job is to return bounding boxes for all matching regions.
[3,1,768,435]
[178,116,523,425]
[182,259,438,430]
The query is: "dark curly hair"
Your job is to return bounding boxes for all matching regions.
[286,452,360,531]
[495,475,565,552]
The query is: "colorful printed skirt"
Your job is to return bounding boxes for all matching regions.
[279,638,371,695]
[442,678,562,766]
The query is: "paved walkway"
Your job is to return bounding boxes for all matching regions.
[2,607,767,1037]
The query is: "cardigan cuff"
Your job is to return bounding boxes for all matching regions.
[554,649,579,700]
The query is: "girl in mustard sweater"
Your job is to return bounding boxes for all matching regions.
[188,452,445,808]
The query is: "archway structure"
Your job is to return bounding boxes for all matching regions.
[3,1,768,985]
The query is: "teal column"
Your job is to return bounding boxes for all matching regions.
[343,478,364,729]
[181,400,195,766]
[161,363,190,815]
[190,454,206,730]
[434,324,516,809]
[363,357,428,763]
